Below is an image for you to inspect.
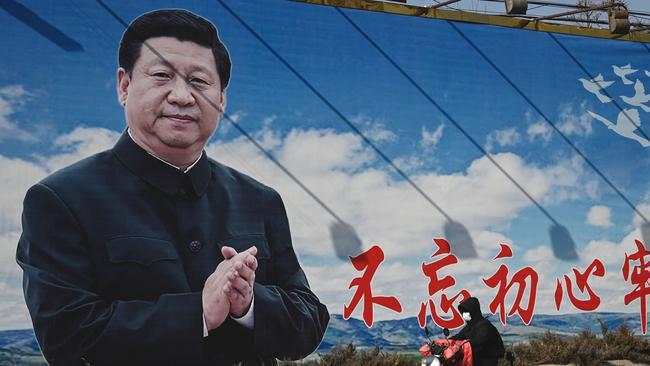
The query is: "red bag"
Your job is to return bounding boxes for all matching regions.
[433,339,473,366]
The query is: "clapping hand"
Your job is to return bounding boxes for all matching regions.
[221,245,257,318]
[202,245,257,330]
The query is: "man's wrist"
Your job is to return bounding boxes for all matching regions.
[230,295,254,329]
[202,312,209,337]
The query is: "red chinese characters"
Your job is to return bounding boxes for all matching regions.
[554,259,605,311]
[483,243,538,325]
[622,239,650,335]
[342,238,650,336]
[343,245,403,327]
[417,238,471,329]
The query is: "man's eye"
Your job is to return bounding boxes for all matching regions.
[190,77,208,85]
[153,72,171,79]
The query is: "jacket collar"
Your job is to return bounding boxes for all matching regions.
[112,131,211,197]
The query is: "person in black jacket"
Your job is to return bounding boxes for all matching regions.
[450,297,504,366]
[16,9,328,366]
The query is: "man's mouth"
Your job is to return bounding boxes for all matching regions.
[164,114,197,123]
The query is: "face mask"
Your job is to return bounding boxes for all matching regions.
[462,312,471,321]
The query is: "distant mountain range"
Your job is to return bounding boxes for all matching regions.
[321,312,649,351]
[0,329,45,365]
[0,312,647,363]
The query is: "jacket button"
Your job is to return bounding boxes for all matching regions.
[189,240,202,253]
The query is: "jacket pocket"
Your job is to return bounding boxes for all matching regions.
[104,236,185,299]
[107,236,179,265]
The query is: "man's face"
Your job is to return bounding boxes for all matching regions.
[117,36,225,159]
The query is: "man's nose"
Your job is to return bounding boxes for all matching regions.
[167,78,196,106]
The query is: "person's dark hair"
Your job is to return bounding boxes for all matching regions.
[119,9,231,90]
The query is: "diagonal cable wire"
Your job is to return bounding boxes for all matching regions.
[95,0,348,225]
[333,7,561,225]
[216,0,456,222]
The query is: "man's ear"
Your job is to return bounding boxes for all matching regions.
[218,90,227,115]
[117,67,130,107]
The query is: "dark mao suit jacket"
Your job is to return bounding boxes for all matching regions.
[16,132,330,366]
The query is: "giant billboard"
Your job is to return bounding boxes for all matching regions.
[1,0,650,364]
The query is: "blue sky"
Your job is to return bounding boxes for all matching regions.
[1,0,650,330]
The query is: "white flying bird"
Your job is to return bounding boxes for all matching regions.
[588,109,650,147]
[613,64,638,85]
[621,79,650,113]
[579,73,614,103]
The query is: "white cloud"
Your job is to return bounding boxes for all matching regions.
[393,155,425,173]
[350,113,397,143]
[207,126,596,262]
[249,123,282,153]
[0,232,38,330]
[0,295,32,330]
[523,245,555,264]
[216,109,246,135]
[44,127,120,172]
[261,115,276,128]
[574,228,649,315]
[527,121,552,144]
[587,205,613,228]
[522,245,559,291]
[0,233,24,295]
[420,124,444,151]
[0,85,30,100]
[387,124,445,174]
[0,85,38,143]
[557,101,593,137]
[485,127,521,152]
[633,200,650,228]
[0,156,48,233]
[465,229,518,261]
[540,154,599,204]
[280,129,374,176]
[583,238,622,269]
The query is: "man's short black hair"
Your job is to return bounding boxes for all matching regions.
[119,9,231,90]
